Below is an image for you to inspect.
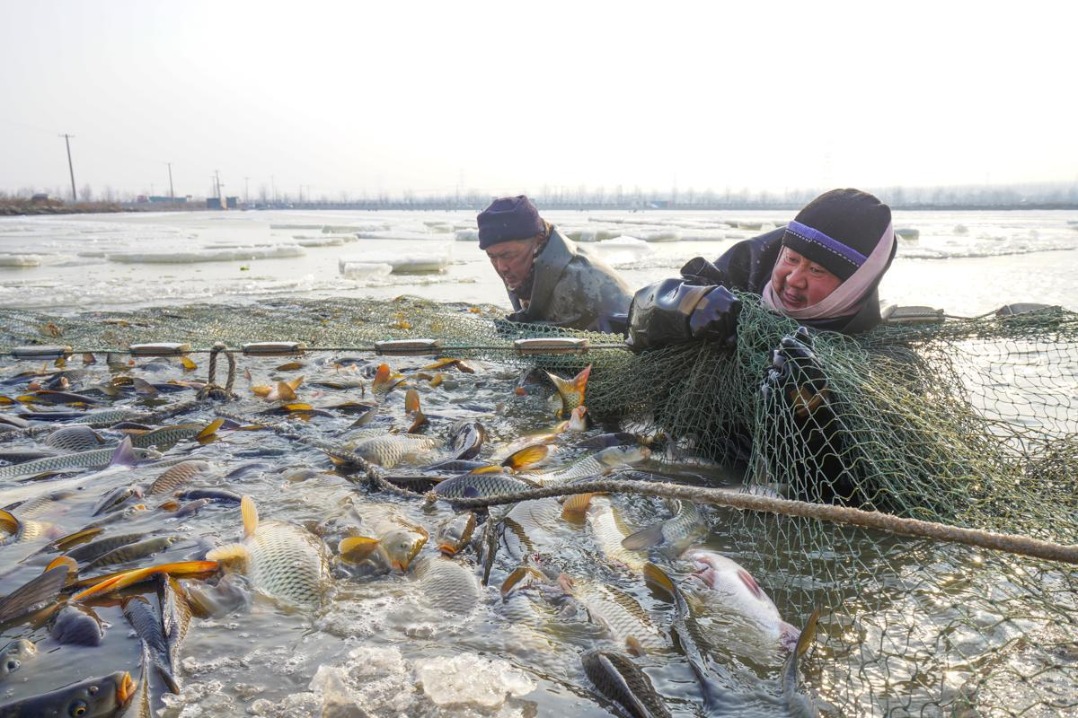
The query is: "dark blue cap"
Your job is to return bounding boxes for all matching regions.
[477,195,544,249]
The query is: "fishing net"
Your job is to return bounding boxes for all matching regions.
[1,296,1075,716]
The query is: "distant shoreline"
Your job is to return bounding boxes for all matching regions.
[3,198,1078,216]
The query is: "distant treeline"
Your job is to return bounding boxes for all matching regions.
[5,183,1078,215]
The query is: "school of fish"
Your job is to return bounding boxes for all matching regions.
[0,350,822,717]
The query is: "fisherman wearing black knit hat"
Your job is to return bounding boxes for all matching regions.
[625,188,898,507]
[627,188,897,350]
[477,195,632,332]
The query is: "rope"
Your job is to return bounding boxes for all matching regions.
[436,474,1078,565]
[200,342,237,400]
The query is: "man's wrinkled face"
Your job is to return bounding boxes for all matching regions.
[770,247,843,309]
[486,237,538,291]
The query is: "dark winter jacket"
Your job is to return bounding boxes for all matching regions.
[627,228,890,350]
[506,227,632,333]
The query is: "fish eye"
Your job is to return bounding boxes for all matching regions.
[69,700,89,717]
[4,658,19,672]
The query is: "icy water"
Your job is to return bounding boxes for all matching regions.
[0,207,1075,316]
[0,209,1075,717]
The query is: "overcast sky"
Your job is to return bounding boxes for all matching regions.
[1,1,1074,200]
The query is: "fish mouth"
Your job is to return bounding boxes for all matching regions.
[117,671,136,705]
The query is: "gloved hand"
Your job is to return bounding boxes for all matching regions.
[761,326,830,418]
[626,279,740,352]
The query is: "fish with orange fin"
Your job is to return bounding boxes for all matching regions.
[545,364,591,418]
[206,495,328,608]
[434,512,476,557]
[338,504,429,572]
[404,388,428,432]
[251,375,304,401]
[0,671,135,717]
[493,406,589,467]
[371,362,405,395]
[70,561,220,602]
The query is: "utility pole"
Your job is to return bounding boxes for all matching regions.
[167,162,175,199]
[60,134,77,201]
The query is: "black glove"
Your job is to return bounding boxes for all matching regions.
[761,326,829,418]
[626,279,740,353]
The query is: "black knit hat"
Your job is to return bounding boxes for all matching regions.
[781,188,892,281]
[476,195,545,250]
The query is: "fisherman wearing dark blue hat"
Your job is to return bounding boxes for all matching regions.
[477,195,632,332]
[627,188,897,350]
[625,188,898,506]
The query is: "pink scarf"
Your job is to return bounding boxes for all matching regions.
[761,222,895,321]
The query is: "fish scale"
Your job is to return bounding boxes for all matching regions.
[586,496,648,572]
[0,444,160,481]
[243,521,328,607]
[349,433,442,468]
[524,446,649,487]
[568,578,669,656]
[414,556,481,614]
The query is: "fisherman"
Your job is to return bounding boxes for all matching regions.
[626,188,898,506]
[477,195,633,332]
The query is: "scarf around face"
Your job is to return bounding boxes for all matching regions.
[761,222,895,322]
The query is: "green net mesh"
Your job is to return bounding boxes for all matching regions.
[1,296,1075,716]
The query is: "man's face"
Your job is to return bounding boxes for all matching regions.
[486,237,538,291]
[770,247,843,309]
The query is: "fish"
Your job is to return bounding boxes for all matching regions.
[206,495,329,608]
[413,555,482,614]
[83,535,181,572]
[0,670,135,718]
[494,407,588,464]
[371,362,405,395]
[0,447,65,464]
[121,576,191,694]
[90,484,144,516]
[644,562,822,716]
[583,495,649,573]
[435,511,476,556]
[64,532,149,565]
[71,561,219,602]
[0,436,158,482]
[523,445,650,487]
[498,497,571,562]
[0,562,72,625]
[348,433,443,468]
[175,488,243,505]
[681,548,800,651]
[447,419,486,460]
[545,364,591,418]
[43,424,106,452]
[146,460,211,495]
[127,419,223,451]
[251,375,303,401]
[0,639,36,682]
[558,574,668,656]
[431,472,538,500]
[581,649,672,718]
[17,389,102,406]
[338,504,429,571]
[621,500,710,558]
[49,604,106,646]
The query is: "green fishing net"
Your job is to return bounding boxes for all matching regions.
[1,295,1075,716]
